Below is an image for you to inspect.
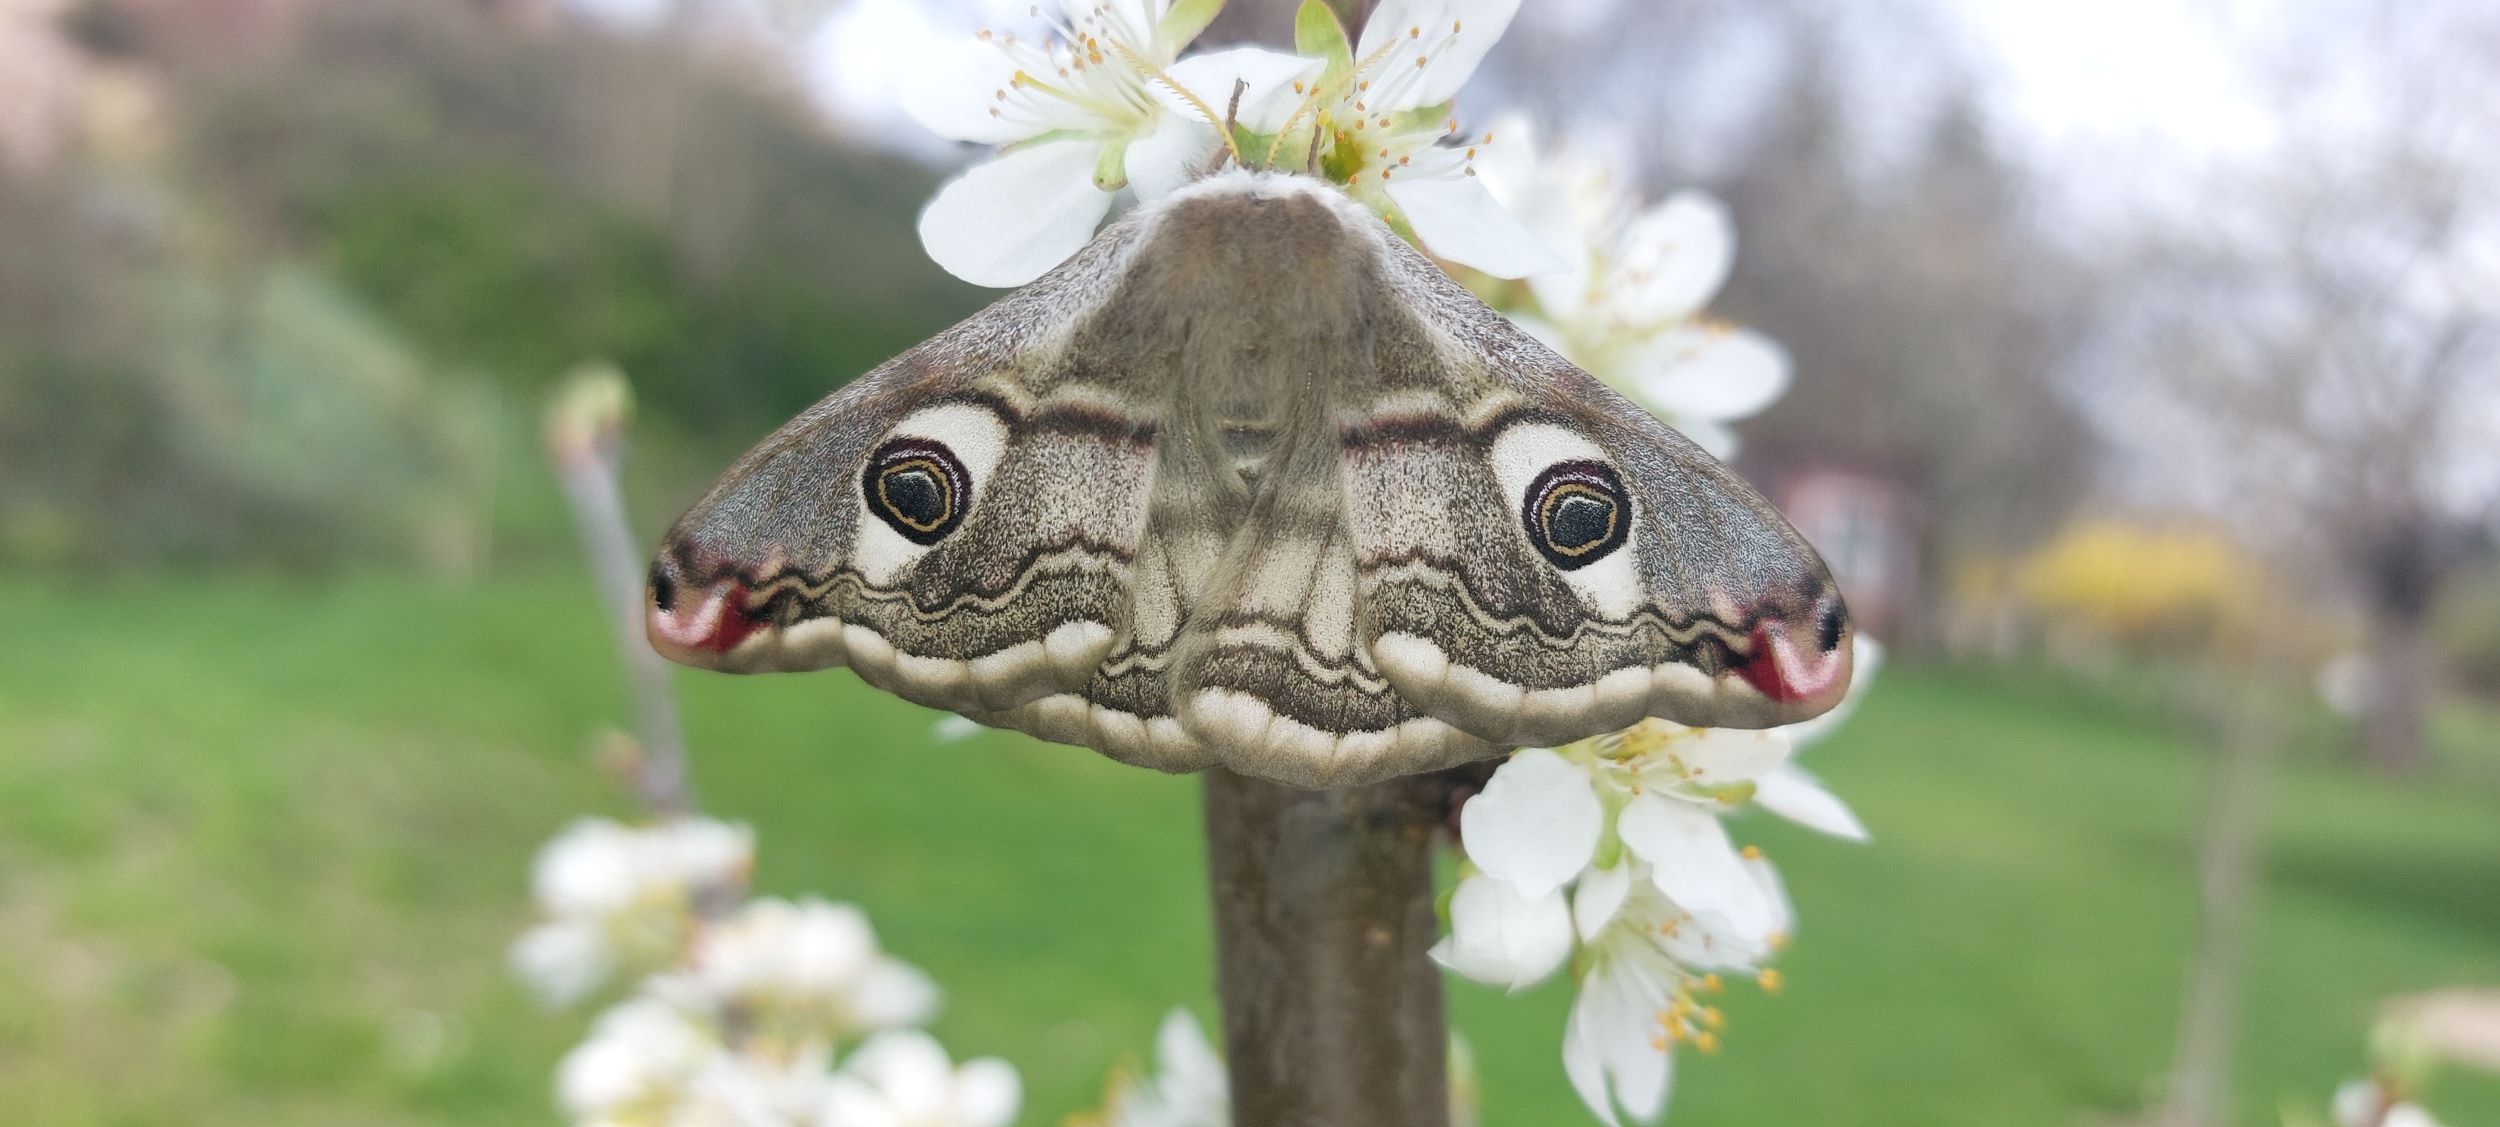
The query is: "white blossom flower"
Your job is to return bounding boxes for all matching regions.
[1441,722,1796,995]
[1443,677,1886,1125]
[1564,858,1790,1127]
[905,1,1318,286]
[1289,0,1561,278]
[2335,1079,2447,1127]
[1477,116,1786,457]
[514,817,755,1006]
[680,1044,840,1127]
[557,995,720,1123]
[819,1030,1021,1127]
[691,896,941,1042]
[555,991,846,1127]
[1100,1008,1231,1127]
[1578,722,1795,934]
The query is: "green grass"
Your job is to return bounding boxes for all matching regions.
[1,573,2495,1125]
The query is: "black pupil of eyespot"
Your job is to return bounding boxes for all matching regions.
[1548,493,1613,549]
[862,440,968,545]
[1522,460,1629,571]
[881,464,947,527]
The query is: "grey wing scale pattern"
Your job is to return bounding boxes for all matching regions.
[647,170,1851,789]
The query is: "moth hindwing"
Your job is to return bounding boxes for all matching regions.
[649,171,1852,788]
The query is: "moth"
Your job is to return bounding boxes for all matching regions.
[647,170,1852,788]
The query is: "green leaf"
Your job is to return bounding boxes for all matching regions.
[1294,0,1356,85]
[1157,0,1227,56]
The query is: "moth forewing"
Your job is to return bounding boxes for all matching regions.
[648,170,1852,788]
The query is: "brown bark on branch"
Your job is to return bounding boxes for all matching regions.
[1202,769,1452,1127]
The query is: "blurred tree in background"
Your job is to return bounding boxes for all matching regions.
[4,0,977,570]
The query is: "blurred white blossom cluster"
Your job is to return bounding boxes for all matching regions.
[514,818,1016,1127]
[1085,1009,1231,1127]
[1472,118,1788,459]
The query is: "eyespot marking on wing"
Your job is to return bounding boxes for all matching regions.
[852,402,1010,585]
[1487,422,1641,618]
[1523,460,1631,569]
[863,439,968,544]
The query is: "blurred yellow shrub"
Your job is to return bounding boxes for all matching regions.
[2011,518,2270,654]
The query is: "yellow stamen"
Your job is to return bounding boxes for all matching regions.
[1757,969,1784,994]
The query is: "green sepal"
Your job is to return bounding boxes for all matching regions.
[1388,100,1460,138]
[1158,0,1228,57]
[1092,136,1131,191]
[1294,0,1356,86]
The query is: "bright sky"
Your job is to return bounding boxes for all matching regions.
[1945,0,2279,161]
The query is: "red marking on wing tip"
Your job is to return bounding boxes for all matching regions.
[1736,620,1848,705]
[648,578,763,658]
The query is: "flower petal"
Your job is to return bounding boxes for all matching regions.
[1671,726,1793,788]
[1162,47,1327,133]
[853,956,943,1030]
[1564,960,1673,1124]
[1616,794,1773,936]
[918,141,1117,287]
[1753,765,1870,842]
[510,920,613,1006]
[1562,984,1626,1127]
[1606,191,1734,322]
[1384,174,1568,279]
[898,39,1038,145]
[1621,325,1791,423]
[1359,0,1526,108]
[1572,862,1633,941]
[1431,873,1573,991]
[1125,110,1218,200]
[1461,748,1602,899]
[955,1058,1023,1127]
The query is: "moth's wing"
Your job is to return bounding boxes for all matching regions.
[1155,399,1500,788]
[1342,240,1854,749]
[945,401,1237,776]
[644,227,1161,719]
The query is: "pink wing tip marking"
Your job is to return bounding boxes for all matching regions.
[647,576,763,661]
[1735,618,1848,706]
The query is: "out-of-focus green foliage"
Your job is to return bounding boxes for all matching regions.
[0,171,495,571]
[171,0,974,432]
[3,0,986,570]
